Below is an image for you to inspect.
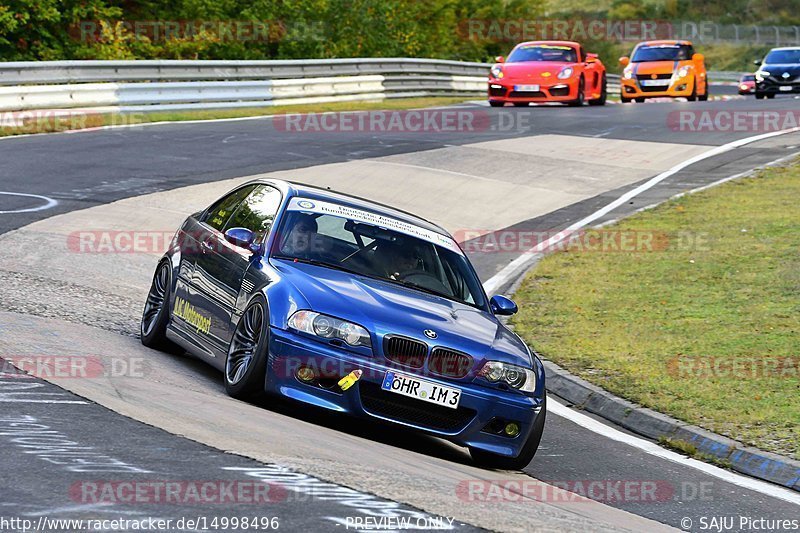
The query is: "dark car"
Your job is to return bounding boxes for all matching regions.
[755,47,800,99]
[140,180,547,470]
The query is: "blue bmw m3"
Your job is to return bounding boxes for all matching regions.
[140,180,546,469]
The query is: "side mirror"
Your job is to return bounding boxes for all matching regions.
[754,59,762,66]
[619,56,630,67]
[692,53,705,62]
[495,55,505,64]
[586,52,598,63]
[224,227,256,249]
[490,295,518,316]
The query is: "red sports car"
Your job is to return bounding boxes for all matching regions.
[488,41,607,107]
[738,74,756,95]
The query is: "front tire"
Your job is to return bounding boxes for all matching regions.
[225,295,270,400]
[588,75,607,106]
[568,77,585,107]
[687,78,698,101]
[698,81,709,101]
[141,261,178,352]
[489,101,504,107]
[470,398,547,470]
[755,92,765,100]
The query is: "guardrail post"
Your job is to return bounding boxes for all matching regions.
[774,26,780,46]
[753,25,760,44]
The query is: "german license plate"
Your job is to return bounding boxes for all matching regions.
[514,84,540,92]
[381,372,461,409]
[641,79,670,86]
[780,86,793,91]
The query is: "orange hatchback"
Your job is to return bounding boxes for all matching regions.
[619,40,708,102]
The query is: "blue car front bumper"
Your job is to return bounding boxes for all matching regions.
[266,327,545,458]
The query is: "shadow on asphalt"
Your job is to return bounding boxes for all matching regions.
[167,349,476,468]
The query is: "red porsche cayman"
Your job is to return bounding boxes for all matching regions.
[488,41,607,107]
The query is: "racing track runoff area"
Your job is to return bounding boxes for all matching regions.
[0,95,799,532]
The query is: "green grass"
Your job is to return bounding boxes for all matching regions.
[0,96,473,137]
[512,162,800,459]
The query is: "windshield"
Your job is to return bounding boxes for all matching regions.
[507,44,577,63]
[632,44,692,62]
[272,200,487,309]
[764,49,800,64]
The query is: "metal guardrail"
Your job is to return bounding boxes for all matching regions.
[0,58,490,86]
[0,59,489,113]
[0,59,741,114]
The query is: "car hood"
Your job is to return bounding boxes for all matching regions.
[632,60,684,74]
[270,259,532,368]
[500,61,573,81]
[761,64,800,77]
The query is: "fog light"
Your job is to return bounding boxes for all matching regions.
[297,367,316,382]
[504,422,520,437]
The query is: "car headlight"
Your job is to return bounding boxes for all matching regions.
[288,310,370,347]
[675,66,690,78]
[557,66,574,79]
[755,70,770,82]
[623,68,633,80]
[490,65,504,79]
[478,361,537,393]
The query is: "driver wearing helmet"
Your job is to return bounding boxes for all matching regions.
[280,213,321,257]
[383,240,421,280]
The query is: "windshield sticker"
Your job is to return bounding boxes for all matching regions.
[520,44,572,51]
[286,197,462,254]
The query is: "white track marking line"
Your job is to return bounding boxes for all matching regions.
[0,102,484,141]
[596,150,800,229]
[481,130,800,502]
[0,399,89,404]
[483,126,800,295]
[548,397,800,505]
[0,191,58,214]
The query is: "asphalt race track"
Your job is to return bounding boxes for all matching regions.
[1,94,799,532]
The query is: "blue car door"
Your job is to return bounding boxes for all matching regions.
[172,185,256,356]
[189,184,282,357]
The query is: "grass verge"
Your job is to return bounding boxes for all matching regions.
[512,161,800,460]
[0,96,473,138]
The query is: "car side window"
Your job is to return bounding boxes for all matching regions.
[579,47,586,62]
[201,185,257,231]
[224,185,282,241]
